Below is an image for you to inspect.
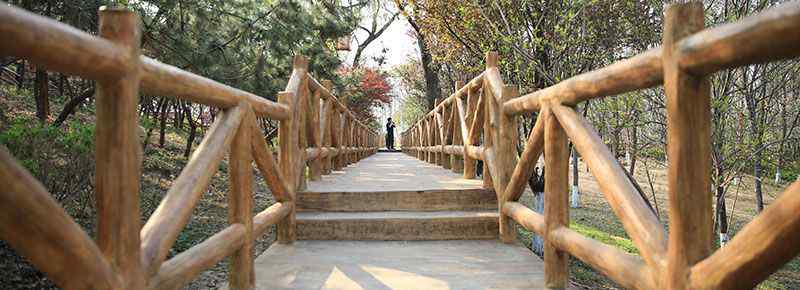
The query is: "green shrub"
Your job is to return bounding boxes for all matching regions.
[0,116,96,218]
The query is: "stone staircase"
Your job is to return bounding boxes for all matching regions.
[296,188,499,240]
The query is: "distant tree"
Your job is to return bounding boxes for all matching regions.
[351,0,400,67]
[392,58,428,128]
[337,66,393,129]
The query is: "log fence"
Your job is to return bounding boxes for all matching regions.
[0,3,378,290]
[2,1,800,289]
[401,2,800,289]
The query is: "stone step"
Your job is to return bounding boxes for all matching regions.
[297,189,497,212]
[296,210,499,241]
[377,148,402,153]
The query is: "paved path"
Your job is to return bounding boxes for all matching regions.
[249,241,551,290]
[304,152,483,192]
[230,153,554,290]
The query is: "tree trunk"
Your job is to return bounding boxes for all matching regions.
[15,60,25,89]
[159,98,169,147]
[571,146,579,208]
[54,87,94,127]
[174,102,184,129]
[184,105,199,158]
[34,67,49,122]
[58,74,64,96]
[754,150,764,211]
[408,19,441,110]
[743,67,765,212]
[716,185,729,246]
[629,124,638,174]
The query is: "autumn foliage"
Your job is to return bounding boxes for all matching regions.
[337,66,393,128]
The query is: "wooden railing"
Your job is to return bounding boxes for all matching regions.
[401,2,800,289]
[0,4,378,290]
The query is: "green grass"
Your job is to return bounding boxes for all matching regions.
[569,222,638,254]
[515,220,636,290]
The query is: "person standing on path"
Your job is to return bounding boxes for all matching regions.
[385,118,396,150]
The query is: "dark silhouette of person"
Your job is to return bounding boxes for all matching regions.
[385,118,395,150]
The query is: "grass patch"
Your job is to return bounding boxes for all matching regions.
[569,222,638,254]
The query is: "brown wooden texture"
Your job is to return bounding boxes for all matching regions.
[502,49,662,115]
[141,57,290,120]
[228,105,255,290]
[141,105,245,277]
[149,224,246,290]
[551,104,667,270]
[502,201,544,234]
[455,95,472,176]
[504,199,654,290]
[277,93,299,243]
[94,7,145,290]
[251,125,290,202]
[0,5,291,121]
[690,181,800,289]
[254,202,293,238]
[485,64,520,244]
[677,1,800,75]
[543,107,569,288]
[0,4,130,80]
[663,3,713,289]
[549,227,655,290]
[320,81,334,174]
[504,114,545,202]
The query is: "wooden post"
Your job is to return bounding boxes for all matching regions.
[94,6,144,289]
[431,115,438,165]
[433,98,443,166]
[308,80,322,180]
[321,80,334,175]
[276,90,296,243]
[355,126,361,160]
[277,55,310,246]
[418,124,425,160]
[332,108,343,171]
[463,85,478,179]
[440,102,451,169]
[228,105,254,290]
[362,128,366,159]
[663,3,712,289]
[343,114,352,166]
[297,74,310,191]
[482,52,520,244]
[480,88,494,190]
[543,106,569,289]
[451,82,464,173]
[423,119,429,162]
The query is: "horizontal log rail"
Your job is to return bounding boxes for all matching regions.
[402,2,800,289]
[0,3,378,290]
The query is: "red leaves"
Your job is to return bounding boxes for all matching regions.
[359,68,393,103]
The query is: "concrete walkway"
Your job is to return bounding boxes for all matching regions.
[232,153,553,290]
[250,241,549,290]
[305,152,483,192]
